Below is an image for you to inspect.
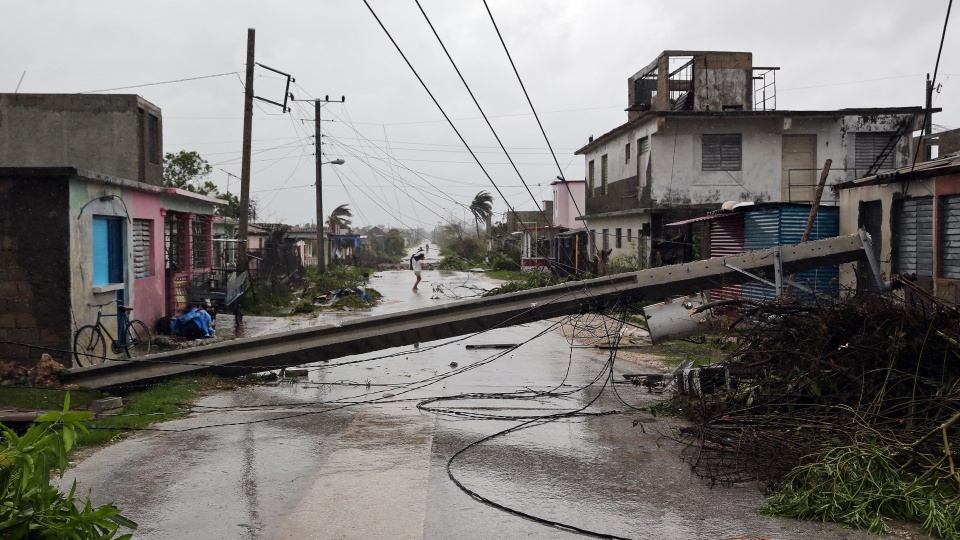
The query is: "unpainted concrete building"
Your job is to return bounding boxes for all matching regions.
[0,94,164,186]
[576,50,929,266]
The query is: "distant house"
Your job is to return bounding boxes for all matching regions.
[575,50,931,267]
[517,180,587,272]
[834,154,960,302]
[0,94,222,366]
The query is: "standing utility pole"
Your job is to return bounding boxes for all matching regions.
[925,73,934,161]
[315,100,325,273]
[314,95,345,273]
[237,28,255,272]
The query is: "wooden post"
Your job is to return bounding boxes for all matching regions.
[237,28,255,273]
[785,158,832,297]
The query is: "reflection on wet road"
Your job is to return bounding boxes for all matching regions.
[60,270,879,539]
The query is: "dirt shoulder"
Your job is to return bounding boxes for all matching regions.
[552,314,671,373]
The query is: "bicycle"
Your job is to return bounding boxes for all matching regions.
[73,300,153,367]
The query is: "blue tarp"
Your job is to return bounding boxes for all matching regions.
[171,308,215,338]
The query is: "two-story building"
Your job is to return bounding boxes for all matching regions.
[575,50,929,267]
[0,94,223,366]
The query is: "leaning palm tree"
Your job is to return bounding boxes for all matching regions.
[469,191,494,238]
[326,203,352,232]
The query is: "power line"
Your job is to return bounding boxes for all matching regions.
[482,0,586,225]
[77,71,238,94]
[415,0,551,228]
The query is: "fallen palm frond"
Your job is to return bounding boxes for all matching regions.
[672,288,960,537]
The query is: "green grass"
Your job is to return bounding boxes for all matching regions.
[74,376,229,449]
[485,269,522,281]
[0,387,102,410]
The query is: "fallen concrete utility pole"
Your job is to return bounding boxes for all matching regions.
[65,233,869,389]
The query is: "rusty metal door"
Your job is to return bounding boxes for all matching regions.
[781,135,817,202]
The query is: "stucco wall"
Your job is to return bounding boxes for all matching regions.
[129,190,165,331]
[0,175,72,364]
[651,117,780,205]
[553,181,585,229]
[583,212,647,261]
[69,178,136,359]
[0,94,163,185]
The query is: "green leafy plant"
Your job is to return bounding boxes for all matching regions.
[482,271,566,295]
[762,442,960,537]
[0,394,138,538]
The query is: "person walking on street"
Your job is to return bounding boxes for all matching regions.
[411,252,426,292]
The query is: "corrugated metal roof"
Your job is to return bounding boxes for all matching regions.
[833,155,960,190]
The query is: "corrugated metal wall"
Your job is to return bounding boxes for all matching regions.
[742,208,782,302]
[709,215,744,301]
[942,196,960,279]
[893,197,934,277]
[742,205,840,302]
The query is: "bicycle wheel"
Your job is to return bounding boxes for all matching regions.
[74,325,106,367]
[124,319,153,358]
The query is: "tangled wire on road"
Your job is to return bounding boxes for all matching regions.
[675,284,960,536]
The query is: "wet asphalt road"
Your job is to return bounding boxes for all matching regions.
[61,267,882,540]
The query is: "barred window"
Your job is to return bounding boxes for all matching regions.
[133,219,152,278]
[192,216,211,269]
[702,134,742,171]
[165,213,184,271]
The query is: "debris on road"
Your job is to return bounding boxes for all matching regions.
[672,286,960,537]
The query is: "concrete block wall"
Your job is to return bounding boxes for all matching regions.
[0,94,163,186]
[0,176,72,365]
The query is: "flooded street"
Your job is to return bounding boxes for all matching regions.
[62,269,879,539]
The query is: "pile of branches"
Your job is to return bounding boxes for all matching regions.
[677,287,960,537]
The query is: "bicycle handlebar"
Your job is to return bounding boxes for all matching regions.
[88,299,132,312]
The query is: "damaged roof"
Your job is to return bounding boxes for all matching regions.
[833,154,960,190]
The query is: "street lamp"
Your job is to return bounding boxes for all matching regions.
[316,156,345,273]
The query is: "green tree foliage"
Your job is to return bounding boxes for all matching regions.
[469,191,494,238]
[326,203,352,231]
[0,394,137,539]
[384,228,406,257]
[162,151,216,194]
[162,151,255,219]
[441,235,485,265]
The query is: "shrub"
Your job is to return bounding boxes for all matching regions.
[607,254,641,275]
[436,254,469,271]
[440,236,486,264]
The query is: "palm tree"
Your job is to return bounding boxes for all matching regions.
[326,203,352,232]
[469,191,494,238]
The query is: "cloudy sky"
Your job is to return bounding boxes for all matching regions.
[2,0,957,232]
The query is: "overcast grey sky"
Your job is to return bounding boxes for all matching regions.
[2,0,957,231]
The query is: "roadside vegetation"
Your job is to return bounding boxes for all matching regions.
[242,264,382,316]
[1,396,138,538]
[668,290,960,538]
